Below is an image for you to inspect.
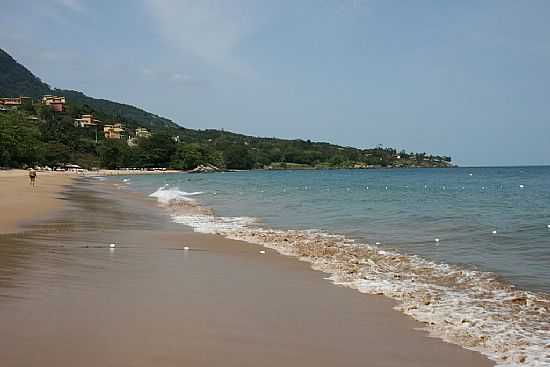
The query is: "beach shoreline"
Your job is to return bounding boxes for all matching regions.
[0,174,494,366]
[0,170,73,233]
[0,169,183,234]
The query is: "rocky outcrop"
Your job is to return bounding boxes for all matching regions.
[188,164,222,173]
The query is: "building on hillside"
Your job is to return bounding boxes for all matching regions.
[0,96,32,109]
[104,123,125,139]
[41,95,66,112]
[74,114,102,127]
[135,127,152,138]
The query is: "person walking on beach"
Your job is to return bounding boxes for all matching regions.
[29,168,36,187]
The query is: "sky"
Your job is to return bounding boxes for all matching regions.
[1,0,549,166]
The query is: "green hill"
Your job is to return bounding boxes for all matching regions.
[0,48,452,170]
[0,49,51,98]
[0,48,178,130]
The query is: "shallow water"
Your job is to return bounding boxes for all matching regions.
[122,167,550,366]
[128,167,550,293]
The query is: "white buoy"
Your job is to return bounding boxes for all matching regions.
[469,173,473,176]
[259,250,266,254]
[492,230,497,235]
[109,243,116,248]
[547,225,550,229]
[375,242,381,245]
[434,238,440,243]
[519,184,525,188]
[183,246,190,251]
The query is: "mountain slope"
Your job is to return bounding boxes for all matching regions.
[0,48,51,97]
[0,48,178,130]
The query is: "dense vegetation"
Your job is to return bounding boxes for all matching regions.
[0,48,452,170]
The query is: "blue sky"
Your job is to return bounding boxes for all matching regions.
[1,0,549,166]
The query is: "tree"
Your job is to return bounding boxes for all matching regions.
[223,145,254,169]
[171,143,202,170]
[98,140,127,169]
[0,112,45,167]
[137,133,176,167]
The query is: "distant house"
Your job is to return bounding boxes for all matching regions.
[104,123,124,139]
[74,114,101,127]
[0,106,8,112]
[135,127,152,138]
[0,96,32,109]
[41,95,66,112]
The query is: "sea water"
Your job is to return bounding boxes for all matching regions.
[118,167,550,366]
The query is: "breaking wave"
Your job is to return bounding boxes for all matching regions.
[149,185,204,205]
[150,186,550,366]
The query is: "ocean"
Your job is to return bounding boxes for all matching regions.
[114,166,550,366]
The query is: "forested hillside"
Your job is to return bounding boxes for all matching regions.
[0,48,452,170]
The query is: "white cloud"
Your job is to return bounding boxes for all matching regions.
[144,0,259,76]
[55,0,84,12]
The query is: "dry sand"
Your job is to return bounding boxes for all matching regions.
[0,176,494,366]
[0,170,73,233]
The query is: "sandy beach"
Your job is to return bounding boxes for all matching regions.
[0,169,184,233]
[0,174,494,366]
[0,170,73,233]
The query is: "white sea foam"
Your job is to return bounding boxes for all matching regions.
[149,185,204,204]
[173,214,256,233]
[169,209,550,367]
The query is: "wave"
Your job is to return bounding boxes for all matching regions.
[149,185,204,205]
[167,209,550,366]
[173,214,256,233]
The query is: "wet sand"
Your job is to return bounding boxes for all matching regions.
[0,180,494,366]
